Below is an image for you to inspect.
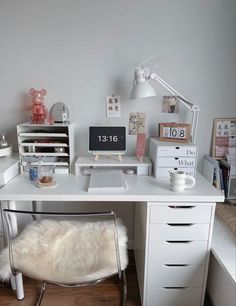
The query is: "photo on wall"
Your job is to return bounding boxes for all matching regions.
[162,96,179,113]
[129,112,146,135]
[106,95,121,117]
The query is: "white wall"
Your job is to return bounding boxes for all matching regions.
[0,0,235,240]
[0,0,235,164]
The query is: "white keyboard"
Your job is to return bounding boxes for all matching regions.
[82,167,122,176]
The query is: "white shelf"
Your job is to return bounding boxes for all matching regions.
[21,152,68,157]
[19,132,68,137]
[27,161,69,166]
[20,143,68,147]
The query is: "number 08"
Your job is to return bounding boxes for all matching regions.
[169,127,186,138]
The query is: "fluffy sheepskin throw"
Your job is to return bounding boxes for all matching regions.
[0,219,128,284]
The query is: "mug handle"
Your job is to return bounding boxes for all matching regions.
[184,175,196,189]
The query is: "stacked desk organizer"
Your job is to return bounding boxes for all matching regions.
[149,138,198,178]
[17,122,75,173]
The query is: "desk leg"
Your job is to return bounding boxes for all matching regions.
[7,200,24,300]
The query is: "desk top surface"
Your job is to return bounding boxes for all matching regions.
[0,172,224,203]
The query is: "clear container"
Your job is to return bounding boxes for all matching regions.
[28,166,38,181]
[38,165,55,185]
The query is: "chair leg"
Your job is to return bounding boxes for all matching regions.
[36,282,47,306]
[121,270,127,306]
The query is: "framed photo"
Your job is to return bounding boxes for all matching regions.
[212,118,236,159]
[162,96,179,113]
[159,122,191,143]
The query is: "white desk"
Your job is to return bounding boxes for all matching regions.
[0,173,224,306]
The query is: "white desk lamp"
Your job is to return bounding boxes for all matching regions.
[130,66,200,144]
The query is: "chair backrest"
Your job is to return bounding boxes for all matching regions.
[1,210,128,286]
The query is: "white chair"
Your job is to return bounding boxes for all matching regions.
[0,209,128,306]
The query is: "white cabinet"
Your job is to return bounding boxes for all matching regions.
[149,138,198,178]
[134,202,215,306]
[17,122,75,173]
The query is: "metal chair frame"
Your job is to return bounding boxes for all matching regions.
[4,209,127,306]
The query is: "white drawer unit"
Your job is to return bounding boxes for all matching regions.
[156,145,197,157]
[149,138,198,178]
[155,167,195,178]
[17,122,75,173]
[149,223,210,241]
[149,240,208,265]
[150,205,212,223]
[148,264,205,287]
[157,156,196,167]
[146,287,203,306]
[134,202,215,306]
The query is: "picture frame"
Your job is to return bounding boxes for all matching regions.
[159,122,191,143]
[212,118,236,159]
[162,96,179,113]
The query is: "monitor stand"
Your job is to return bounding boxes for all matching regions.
[93,152,123,162]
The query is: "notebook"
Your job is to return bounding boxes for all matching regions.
[88,170,128,192]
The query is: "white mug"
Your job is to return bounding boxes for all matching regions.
[169,170,196,192]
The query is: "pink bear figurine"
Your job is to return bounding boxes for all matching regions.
[27,88,48,124]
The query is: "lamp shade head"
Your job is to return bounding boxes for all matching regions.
[130,68,156,100]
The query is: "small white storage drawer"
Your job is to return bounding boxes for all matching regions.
[149,240,208,265]
[157,145,197,157]
[148,264,205,287]
[150,205,212,224]
[149,223,210,241]
[155,167,195,178]
[157,156,196,167]
[146,287,202,306]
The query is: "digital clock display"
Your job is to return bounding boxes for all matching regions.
[89,126,126,152]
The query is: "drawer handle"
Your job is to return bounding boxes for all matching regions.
[167,223,194,227]
[174,157,179,160]
[168,206,196,209]
[163,287,188,290]
[166,240,193,244]
[175,147,180,149]
[164,264,189,267]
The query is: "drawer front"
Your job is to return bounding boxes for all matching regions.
[157,157,196,167]
[146,287,202,306]
[148,264,205,287]
[149,223,210,241]
[149,240,208,265]
[157,146,197,157]
[155,167,195,178]
[150,205,212,223]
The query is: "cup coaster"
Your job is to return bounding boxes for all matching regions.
[36,181,57,188]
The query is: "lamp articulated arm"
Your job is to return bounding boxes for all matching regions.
[149,72,200,144]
